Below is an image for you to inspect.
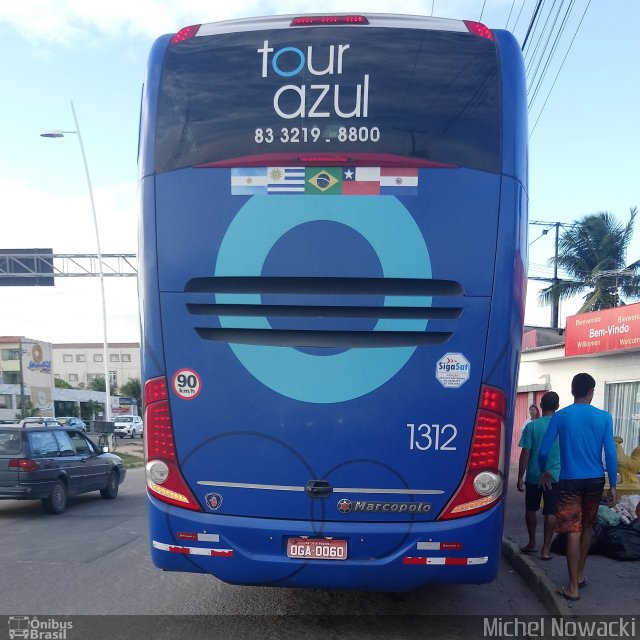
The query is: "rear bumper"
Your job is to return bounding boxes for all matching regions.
[0,482,54,500]
[148,495,505,590]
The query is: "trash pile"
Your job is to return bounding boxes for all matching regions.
[551,494,640,561]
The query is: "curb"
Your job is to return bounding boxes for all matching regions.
[501,537,574,616]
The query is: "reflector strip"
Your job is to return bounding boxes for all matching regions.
[153,541,233,557]
[403,556,488,565]
[416,542,463,551]
[176,532,220,542]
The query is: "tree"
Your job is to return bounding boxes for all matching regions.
[55,378,75,389]
[538,208,640,314]
[87,376,118,396]
[120,378,142,416]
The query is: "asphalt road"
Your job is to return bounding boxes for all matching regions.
[0,467,547,639]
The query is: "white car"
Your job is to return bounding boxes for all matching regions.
[113,415,143,439]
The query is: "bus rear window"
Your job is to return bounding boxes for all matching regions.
[155,27,501,173]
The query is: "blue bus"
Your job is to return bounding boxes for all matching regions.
[138,13,528,591]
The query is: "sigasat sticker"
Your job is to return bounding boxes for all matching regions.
[435,353,470,389]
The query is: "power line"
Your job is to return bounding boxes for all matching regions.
[479,0,488,22]
[529,0,592,137]
[528,0,576,111]
[521,0,545,50]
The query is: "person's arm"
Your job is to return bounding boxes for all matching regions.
[538,413,559,474]
[517,449,530,492]
[603,414,618,506]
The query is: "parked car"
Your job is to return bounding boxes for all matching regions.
[56,416,87,433]
[0,424,126,514]
[113,415,143,439]
[18,417,59,428]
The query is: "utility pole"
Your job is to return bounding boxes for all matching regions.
[551,222,560,329]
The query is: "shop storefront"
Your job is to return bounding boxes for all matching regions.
[515,302,640,462]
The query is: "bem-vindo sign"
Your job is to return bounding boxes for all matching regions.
[565,302,640,356]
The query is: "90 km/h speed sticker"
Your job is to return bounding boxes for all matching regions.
[172,368,202,400]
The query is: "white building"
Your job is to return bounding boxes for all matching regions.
[515,303,640,460]
[52,342,140,391]
[0,337,141,422]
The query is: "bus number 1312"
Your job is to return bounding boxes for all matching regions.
[406,423,457,451]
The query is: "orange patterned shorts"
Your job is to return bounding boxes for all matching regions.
[555,478,605,533]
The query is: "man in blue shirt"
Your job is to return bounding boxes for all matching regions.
[539,373,617,602]
[517,391,560,561]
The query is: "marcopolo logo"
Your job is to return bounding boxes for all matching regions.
[8,617,73,640]
[337,499,431,514]
[257,40,369,119]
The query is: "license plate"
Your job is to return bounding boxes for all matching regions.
[287,537,347,561]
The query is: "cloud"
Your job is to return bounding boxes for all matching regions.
[0,177,137,253]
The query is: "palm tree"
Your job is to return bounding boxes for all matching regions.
[120,378,142,416]
[538,208,640,314]
[88,375,118,396]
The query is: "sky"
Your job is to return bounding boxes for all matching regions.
[0,0,638,344]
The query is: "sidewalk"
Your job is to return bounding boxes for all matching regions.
[502,466,638,616]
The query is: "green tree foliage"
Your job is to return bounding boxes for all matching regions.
[119,378,142,416]
[54,378,75,389]
[538,208,640,314]
[87,376,118,395]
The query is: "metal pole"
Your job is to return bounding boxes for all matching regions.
[551,222,560,329]
[69,101,111,422]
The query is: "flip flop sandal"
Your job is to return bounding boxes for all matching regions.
[558,586,580,602]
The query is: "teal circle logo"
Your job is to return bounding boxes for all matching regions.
[215,196,431,403]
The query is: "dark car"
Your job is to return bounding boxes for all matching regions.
[0,425,126,514]
[55,416,87,433]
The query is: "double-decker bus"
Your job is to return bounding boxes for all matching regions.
[138,13,528,591]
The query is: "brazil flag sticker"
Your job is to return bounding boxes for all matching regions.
[305,167,342,195]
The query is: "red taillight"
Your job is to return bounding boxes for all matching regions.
[291,15,369,26]
[439,385,506,520]
[144,376,201,511]
[171,24,201,45]
[469,412,502,470]
[9,459,39,472]
[463,20,495,40]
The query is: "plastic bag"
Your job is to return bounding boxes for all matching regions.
[595,520,640,561]
[597,505,622,527]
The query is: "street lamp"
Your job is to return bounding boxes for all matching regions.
[41,101,111,422]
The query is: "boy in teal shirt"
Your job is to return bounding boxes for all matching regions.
[517,391,560,561]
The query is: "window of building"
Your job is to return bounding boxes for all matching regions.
[63,354,73,363]
[1,348,21,361]
[109,371,118,387]
[0,394,12,409]
[87,373,99,382]
[110,354,120,363]
[605,381,640,456]
[69,374,79,382]
[3,373,20,385]
[122,354,132,363]
[94,354,103,363]
[76,355,86,363]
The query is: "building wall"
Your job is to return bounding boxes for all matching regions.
[52,343,141,390]
[517,347,640,453]
[1,337,142,422]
